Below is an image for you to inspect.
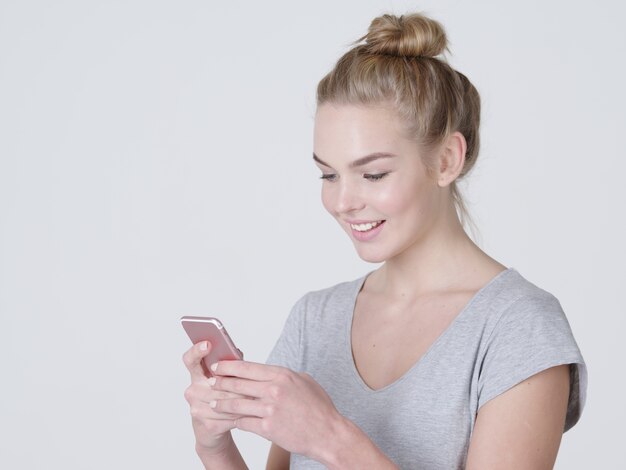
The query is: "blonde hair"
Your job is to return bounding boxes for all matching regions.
[316,13,481,235]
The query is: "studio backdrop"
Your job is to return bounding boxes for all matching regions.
[1,0,624,468]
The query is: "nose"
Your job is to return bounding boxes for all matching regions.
[326,178,365,215]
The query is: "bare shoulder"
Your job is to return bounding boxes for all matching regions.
[466,364,570,470]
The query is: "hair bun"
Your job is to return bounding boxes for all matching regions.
[361,13,448,58]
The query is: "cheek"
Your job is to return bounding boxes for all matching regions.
[377,180,434,219]
[376,184,419,215]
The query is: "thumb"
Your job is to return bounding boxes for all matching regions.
[183,340,213,382]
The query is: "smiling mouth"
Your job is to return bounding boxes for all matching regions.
[350,220,385,232]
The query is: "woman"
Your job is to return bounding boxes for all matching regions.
[183,12,587,469]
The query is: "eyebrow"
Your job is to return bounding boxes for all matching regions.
[312,152,397,169]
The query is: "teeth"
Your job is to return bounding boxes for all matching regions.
[351,221,383,232]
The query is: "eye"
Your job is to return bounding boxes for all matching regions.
[319,173,337,182]
[364,172,389,181]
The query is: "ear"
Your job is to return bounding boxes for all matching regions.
[437,131,467,187]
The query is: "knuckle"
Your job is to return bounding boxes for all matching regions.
[268,384,281,400]
[264,404,276,417]
[217,391,232,400]
[260,419,272,434]
[231,379,243,393]
[282,370,298,386]
[240,361,251,374]
[189,405,200,419]
[184,385,195,404]
[182,350,192,367]
[274,368,289,383]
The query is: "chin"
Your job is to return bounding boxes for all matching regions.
[353,245,390,264]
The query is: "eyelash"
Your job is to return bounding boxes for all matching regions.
[319,173,389,182]
[364,173,389,181]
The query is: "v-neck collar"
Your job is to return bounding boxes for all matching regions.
[344,267,516,393]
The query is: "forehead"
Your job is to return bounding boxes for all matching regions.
[313,103,416,163]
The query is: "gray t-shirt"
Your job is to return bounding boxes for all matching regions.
[266,268,587,469]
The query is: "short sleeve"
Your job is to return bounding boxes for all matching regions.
[265,295,307,372]
[478,292,587,432]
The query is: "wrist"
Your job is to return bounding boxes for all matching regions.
[316,415,361,468]
[195,432,234,460]
[326,415,351,468]
[196,432,234,455]
[316,415,398,470]
[195,431,248,470]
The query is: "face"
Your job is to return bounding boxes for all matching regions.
[313,102,445,263]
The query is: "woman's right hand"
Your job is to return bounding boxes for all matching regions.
[182,341,245,455]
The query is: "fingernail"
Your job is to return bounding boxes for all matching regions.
[208,377,216,386]
[209,400,217,408]
[210,363,218,372]
[199,341,208,351]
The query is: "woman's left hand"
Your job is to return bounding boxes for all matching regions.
[208,360,343,462]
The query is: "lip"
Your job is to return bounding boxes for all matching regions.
[348,220,386,242]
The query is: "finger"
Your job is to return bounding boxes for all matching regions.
[233,416,266,437]
[196,388,245,404]
[182,341,212,382]
[185,382,248,406]
[210,360,280,381]
[211,397,269,418]
[210,376,267,399]
[189,401,242,423]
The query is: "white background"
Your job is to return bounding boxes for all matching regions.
[1,0,624,468]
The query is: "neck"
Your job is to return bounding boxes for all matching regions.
[374,200,494,297]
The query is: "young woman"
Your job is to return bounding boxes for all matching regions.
[182,12,587,469]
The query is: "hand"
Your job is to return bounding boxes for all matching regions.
[182,341,248,455]
[208,361,344,462]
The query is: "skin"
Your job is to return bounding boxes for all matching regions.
[182,102,571,469]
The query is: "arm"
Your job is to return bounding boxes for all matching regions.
[266,444,289,470]
[210,361,399,469]
[264,424,398,470]
[466,365,571,470]
[320,411,400,469]
[195,433,247,470]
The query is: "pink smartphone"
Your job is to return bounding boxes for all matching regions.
[180,316,243,375]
